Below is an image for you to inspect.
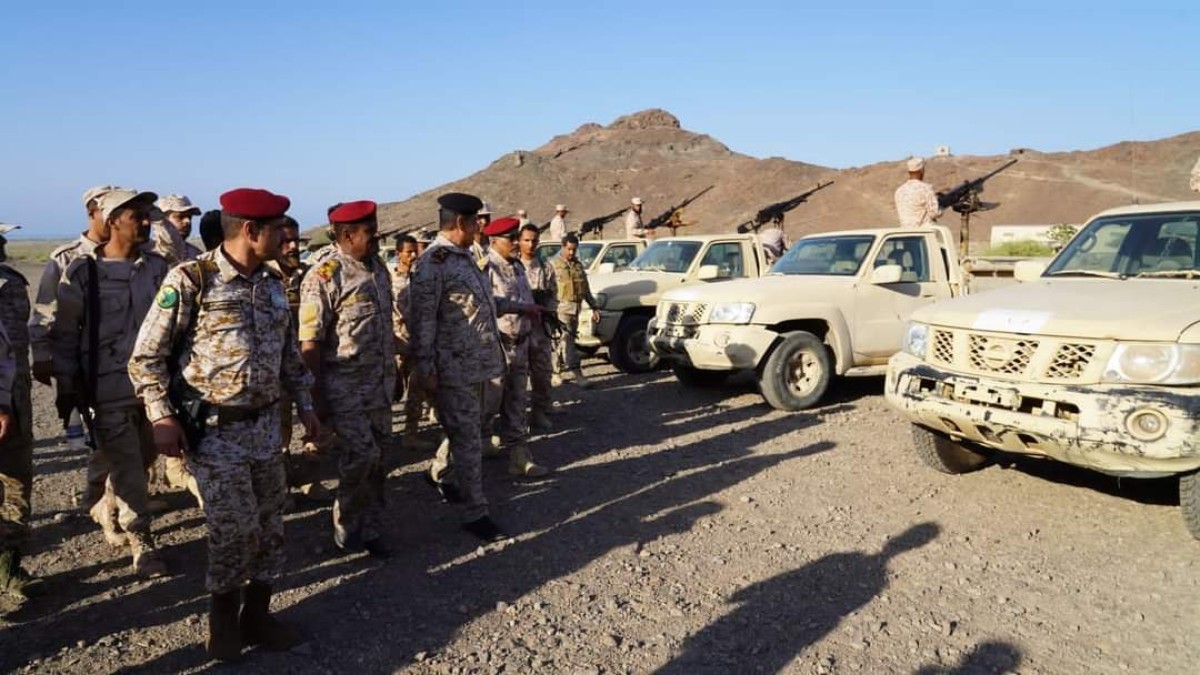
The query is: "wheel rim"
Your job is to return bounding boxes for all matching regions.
[627,328,652,367]
[786,348,821,397]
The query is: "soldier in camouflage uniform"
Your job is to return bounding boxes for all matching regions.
[155,194,204,262]
[894,157,942,228]
[299,200,395,556]
[517,223,557,430]
[393,234,436,452]
[550,234,599,388]
[51,190,170,577]
[0,224,37,609]
[482,217,549,477]
[410,193,509,542]
[129,188,319,661]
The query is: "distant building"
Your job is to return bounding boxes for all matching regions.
[935,145,952,157]
[989,224,1055,247]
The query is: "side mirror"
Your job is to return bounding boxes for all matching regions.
[597,262,616,274]
[870,264,903,285]
[1014,260,1047,282]
[697,264,721,280]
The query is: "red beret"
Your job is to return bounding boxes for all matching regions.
[220,188,290,220]
[483,216,521,237]
[328,200,378,224]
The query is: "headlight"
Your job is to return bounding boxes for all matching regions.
[594,292,608,309]
[901,322,929,358]
[1102,343,1200,384]
[707,302,755,324]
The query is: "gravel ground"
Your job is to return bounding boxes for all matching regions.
[1,347,1197,674]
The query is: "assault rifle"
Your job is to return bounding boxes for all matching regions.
[736,180,834,233]
[644,185,715,234]
[936,159,1017,213]
[579,207,628,239]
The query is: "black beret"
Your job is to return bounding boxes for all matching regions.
[437,192,483,216]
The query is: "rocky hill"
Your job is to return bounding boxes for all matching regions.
[372,109,1200,242]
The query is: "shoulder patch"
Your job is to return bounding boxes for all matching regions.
[315,260,340,281]
[156,285,180,309]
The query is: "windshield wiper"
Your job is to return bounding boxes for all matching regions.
[1043,269,1126,279]
[1134,269,1200,279]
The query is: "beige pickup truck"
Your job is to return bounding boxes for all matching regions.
[649,226,967,410]
[535,238,645,274]
[886,201,1200,538]
[578,234,771,373]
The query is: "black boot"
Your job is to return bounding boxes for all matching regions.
[240,581,299,651]
[206,590,243,661]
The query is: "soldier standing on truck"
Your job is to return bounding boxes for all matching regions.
[549,204,570,242]
[893,157,942,228]
[1190,155,1200,192]
[625,197,646,239]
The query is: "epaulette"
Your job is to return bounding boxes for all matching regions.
[315,259,340,281]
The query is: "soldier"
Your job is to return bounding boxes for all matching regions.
[0,224,36,609]
[759,215,789,265]
[156,195,204,261]
[129,187,318,661]
[517,223,557,430]
[410,193,508,542]
[199,209,224,251]
[482,217,549,477]
[894,157,942,228]
[1191,155,1200,192]
[516,209,530,227]
[548,204,570,242]
[299,200,395,556]
[625,197,645,239]
[51,189,169,576]
[393,234,435,451]
[550,234,598,389]
[470,201,492,267]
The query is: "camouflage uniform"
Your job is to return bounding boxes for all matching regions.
[52,249,170,549]
[520,253,557,417]
[548,215,568,242]
[483,249,533,448]
[298,248,395,546]
[148,221,189,264]
[550,253,594,378]
[624,208,645,239]
[0,265,32,553]
[129,249,313,594]
[410,234,505,522]
[893,179,941,228]
[393,263,429,436]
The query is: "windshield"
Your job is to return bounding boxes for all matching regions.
[771,235,876,276]
[1045,212,1200,278]
[578,242,603,267]
[628,240,702,273]
[536,244,561,263]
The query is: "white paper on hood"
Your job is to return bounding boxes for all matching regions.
[971,309,1052,334]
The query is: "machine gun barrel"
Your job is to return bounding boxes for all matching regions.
[736,180,834,233]
[579,207,627,238]
[936,159,1017,210]
[645,185,715,231]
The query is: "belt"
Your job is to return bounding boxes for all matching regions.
[206,400,278,425]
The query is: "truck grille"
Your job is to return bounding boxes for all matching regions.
[927,328,1102,382]
[662,302,708,325]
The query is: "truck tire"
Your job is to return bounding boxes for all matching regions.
[758,331,832,410]
[1180,471,1200,540]
[611,315,659,374]
[911,424,989,474]
[672,365,729,388]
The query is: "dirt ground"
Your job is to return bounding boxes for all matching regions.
[1,273,1197,673]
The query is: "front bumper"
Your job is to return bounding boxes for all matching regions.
[886,352,1200,476]
[647,320,777,371]
[577,307,620,347]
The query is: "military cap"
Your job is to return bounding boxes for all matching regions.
[199,209,223,250]
[631,197,643,206]
[0,223,20,236]
[328,200,377,224]
[437,192,484,216]
[483,216,521,238]
[96,189,158,222]
[220,188,290,220]
[555,204,568,212]
[157,194,202,215]
[906,156,926,172]
[82,185,121,207]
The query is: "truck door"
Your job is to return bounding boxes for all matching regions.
[853,234,945,358]
[696,241,747,280]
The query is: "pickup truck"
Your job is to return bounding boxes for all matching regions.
[579,234,771,373]
[649,226,970,410]
[535,239,645,274]
[886,201,1200,539]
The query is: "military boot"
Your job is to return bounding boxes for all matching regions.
[89,497,127,547]
[508,445,549,478]
[207,590,243,661]
[482,434,504,459]
[128,531,168,578]
[240,581,300,651]
[530,410,552,432]
[0,548,36,602]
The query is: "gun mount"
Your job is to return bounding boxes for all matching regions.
[736,181,834,234]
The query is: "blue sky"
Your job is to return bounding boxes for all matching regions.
[1,1,1196,237]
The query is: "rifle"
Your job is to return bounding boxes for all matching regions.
[936,159,1017,213]
[644,185,715,233]
[579,207,628,239]
[736,181,834,233]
